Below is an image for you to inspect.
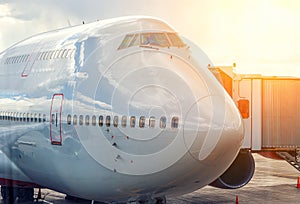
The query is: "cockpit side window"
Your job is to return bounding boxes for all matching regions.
[129,34,139,47]
[118,34,134,49]
[167,33,186,47]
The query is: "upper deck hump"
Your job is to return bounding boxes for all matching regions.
[2,16,175,53]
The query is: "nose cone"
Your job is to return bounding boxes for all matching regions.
[183,92,244,163]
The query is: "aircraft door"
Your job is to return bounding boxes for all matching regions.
[50,94,64,145]
[22,52,39,77]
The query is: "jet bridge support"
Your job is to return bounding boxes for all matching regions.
[276,150,300,172]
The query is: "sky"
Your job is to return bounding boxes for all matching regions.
[1,0,300,76]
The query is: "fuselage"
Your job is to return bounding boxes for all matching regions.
[0,16,244,203]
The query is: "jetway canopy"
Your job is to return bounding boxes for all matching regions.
[210,67,300,151]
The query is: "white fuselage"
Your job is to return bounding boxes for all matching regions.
[0,16,243,203]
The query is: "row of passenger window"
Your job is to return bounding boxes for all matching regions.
[0,111,46,123]
[67,114,179,129]
[4,48,75,65]
[0,111,180,129]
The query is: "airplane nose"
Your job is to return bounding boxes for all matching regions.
[78,47,243,175]
[183,87,244,163]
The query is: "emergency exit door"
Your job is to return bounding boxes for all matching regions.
[50,94,64,145]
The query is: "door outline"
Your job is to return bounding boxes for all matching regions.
[21,47,40,77]
[50,93,64,145]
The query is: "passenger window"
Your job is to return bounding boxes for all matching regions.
[99,115,103,127]
[92,115,96,126]
[54,50,59,58]
[59,49,65,58]
[70,49,75,58]
[31,113,34,122]
[130,116,136,128]
[121,116,127,127]
[61,49,67,58]
[15,56,20,63]
[73,115,77,125]
[34,113,37,122]
[20,55,25,63]
[39,113,42,123]
[50,50,55,59]
[160,116,167,129]
[51,114,55,124]
[139,116,145,128]
[67,114,71,125]
[113,116,118,127]
[24,55,29,62]
[16,112,19,121]
[43,114,46,122]
[43,52,48,60]
[27,113,30,122]
[79,115,83,126]
[106,116,111,127]
[85,115,90,126]
[65,49,71,58]
[149,116,155,128]
[45,52,50,60]
[23,113,26,122]
[171,116,179,128]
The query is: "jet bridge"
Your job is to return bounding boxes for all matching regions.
[209,65,300,171]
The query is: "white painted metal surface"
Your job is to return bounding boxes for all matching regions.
[0,16,244,203]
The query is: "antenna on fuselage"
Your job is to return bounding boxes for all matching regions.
[67,19,72,27]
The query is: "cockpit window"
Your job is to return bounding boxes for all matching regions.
[167,33,186,47]
[118,34,134,49]
[118,32,185,50]
[129,34,139,47]
[141,33,170,47]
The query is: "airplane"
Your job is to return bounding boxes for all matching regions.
[0,16,255,204]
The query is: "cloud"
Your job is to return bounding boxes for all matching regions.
[0,0,183,52]
[1,0,300,76]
